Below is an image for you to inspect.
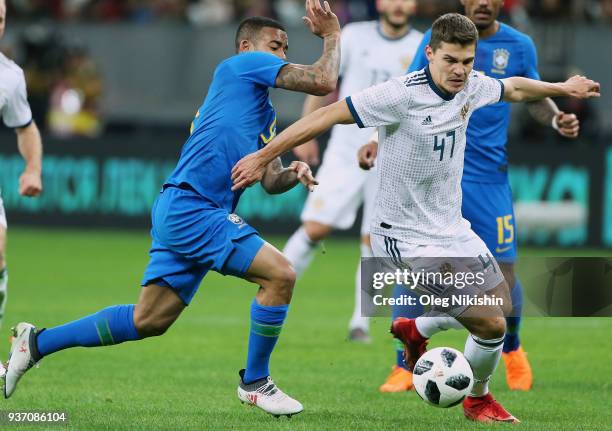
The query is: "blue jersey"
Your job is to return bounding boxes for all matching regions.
[165,52,288,211]
[409,23,540,183]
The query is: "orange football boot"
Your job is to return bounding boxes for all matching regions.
[502,346,533,391]
[379,366,414,392]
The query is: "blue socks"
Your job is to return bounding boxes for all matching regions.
[243,299,288,384]
[392,285,423,370]
[36,304,141,357]
[503,278,523,353]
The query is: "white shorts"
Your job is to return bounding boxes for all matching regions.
[370,229,505,317]
[300,143,377,235]
[0,194,6,229]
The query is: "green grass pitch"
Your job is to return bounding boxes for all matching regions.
[2,228,611,430]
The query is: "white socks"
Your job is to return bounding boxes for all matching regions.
[349,244,372,331]
[415,315,464,338]
[283,227,319,277]
[464,334,505,397]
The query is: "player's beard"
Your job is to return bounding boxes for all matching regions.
[381,13,409,31]
[473,20,494,31]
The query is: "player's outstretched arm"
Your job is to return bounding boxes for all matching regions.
[276,0,341,96]
[293,94,334,166]
[16,121,43,197]
[261,158,318,194]
[502,75,600,103]
[231,99,354,190]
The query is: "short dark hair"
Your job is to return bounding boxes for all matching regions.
[429,13,478,51]
[235,17,286,53]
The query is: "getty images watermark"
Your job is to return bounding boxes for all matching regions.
[370,267,503,309]
[360,257,612,317]
[361,256,508,318]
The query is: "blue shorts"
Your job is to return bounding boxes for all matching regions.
[461,180,517,263]
[141,185,265,305]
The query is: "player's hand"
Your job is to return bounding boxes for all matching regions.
[19,169,42,197]
[358,141,378,170]
[554,112,580,139]
[302,0,340,39]
[289,161,318,192]
[293,139,320,166]
[563,75,600,99]
[231,152,267,191]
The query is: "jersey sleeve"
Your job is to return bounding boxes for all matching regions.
[230,52,289,88]
[470,72,505,109]
[2,70,33,128]
[522,35,541,80]
[407,29,431,73]
[346,78,411,128]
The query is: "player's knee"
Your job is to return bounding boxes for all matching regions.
[303,221,332,242]
[475,317,506,340]
[133,309,172,338]
[267,261,296,301]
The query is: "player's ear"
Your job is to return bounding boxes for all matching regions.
[425,45,434,62]
[238,39,251,53]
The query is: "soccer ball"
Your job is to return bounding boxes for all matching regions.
[412,347,473,408]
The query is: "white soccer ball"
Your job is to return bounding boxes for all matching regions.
[412,347,473,408]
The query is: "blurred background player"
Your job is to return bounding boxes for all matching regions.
[283,0,422,350]
[3,1,339,418]
[0,0,43,330]
[362,0,582,393]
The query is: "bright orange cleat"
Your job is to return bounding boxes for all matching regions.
[502,346,533,391]
[379,366,414,393]
[463,393,520,423]
[390,318,428,370]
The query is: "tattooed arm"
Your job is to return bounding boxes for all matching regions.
[261,157,318,194]
[526,98,559,126]
[276,0,341,96]
[526,98,580,138]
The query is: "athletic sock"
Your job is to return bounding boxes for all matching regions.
[394,339,408,370]
[36,304,141,357]
[349,244,372,331]
[415,314,464,338]
[464,333,505,397]
[283,227,319,277]
[503,278,523,353]
[392,285,423,370]
[243,299,288,384]
[0,267,7,322]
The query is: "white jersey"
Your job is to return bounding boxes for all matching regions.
[0,53,33,129]
[347,68,505,244]
[327,21,422,154]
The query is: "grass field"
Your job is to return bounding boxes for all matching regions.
[2,227,611,430]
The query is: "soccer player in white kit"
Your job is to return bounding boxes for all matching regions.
[232,13,600,423]
[0,0,44,329]
[283,0,422,345]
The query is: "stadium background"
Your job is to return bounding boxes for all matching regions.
[0,1,611,430]
[0,0,611,247]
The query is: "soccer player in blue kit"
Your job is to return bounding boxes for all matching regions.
[3,0,341,417]
[359,0,581,392]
